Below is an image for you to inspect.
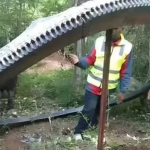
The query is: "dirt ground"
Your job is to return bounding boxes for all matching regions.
[1,117,150,150]
[26,52,73,74]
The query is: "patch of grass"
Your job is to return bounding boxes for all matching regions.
[29,139,97,150]
[110,98,150,119]
[16,68,150,117]
[17,69,84,108]
[29,140,78,150]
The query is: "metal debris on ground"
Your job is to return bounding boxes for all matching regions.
[21,134,42,144]
[126,134,139,141]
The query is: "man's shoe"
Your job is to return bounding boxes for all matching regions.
[74,134,83,141]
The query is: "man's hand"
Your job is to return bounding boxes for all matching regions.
[118,92,125,104]
[65,54,79,65]
[147,89,150,101]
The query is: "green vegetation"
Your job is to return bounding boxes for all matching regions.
[17,70,84,108]
[0,0,150,149]
[13,68,149,119]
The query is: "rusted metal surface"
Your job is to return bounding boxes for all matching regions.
[98,29,113,150]
[0,0,149,85]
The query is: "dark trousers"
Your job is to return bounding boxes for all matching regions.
[74,89,115,134]
[74,90,101,134]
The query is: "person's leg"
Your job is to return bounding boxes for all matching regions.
[91,95,101,127]
[74,90,99,135]
[7,90,15,110]
[91,89,116,127]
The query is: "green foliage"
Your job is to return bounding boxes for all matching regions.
[29,141,78,150]
[17,70,84,107]
[40,0,71,16]
[0,0,71,47]
[125,25,150,81]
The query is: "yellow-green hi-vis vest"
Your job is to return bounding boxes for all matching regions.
[87,35,132,89]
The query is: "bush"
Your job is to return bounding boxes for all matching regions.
[17,69,84,107]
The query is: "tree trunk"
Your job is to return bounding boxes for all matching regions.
[73,40,82,92]
[148,37,150,77]
[73,0,89,92]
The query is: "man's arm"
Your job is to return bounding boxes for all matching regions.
[120,50,133,94]
[75,45,96,69]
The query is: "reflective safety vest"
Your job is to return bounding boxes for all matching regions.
[87,35,132,89]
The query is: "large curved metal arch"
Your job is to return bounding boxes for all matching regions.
[0,0,150,85]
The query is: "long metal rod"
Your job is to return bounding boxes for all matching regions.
[98,29,113,150]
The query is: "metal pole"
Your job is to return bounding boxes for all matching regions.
[97,29,113,150]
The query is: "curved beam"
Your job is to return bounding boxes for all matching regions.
[0,0,150,85]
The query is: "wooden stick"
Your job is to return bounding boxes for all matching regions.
[97,29,113,150]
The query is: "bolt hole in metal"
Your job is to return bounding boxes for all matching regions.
[45,31,52,41]
[90,8,97,18]
[105,3,112,13]
[66,21,73,30]
[21,46,28,55]
[112,1,119,9]
[3,57,10,66]
[129,0,136,7]
[127,0,133,7]
[0,61,5,69]
[40,34,47,43]
[105,3,109,8]
[100,4,104,9]
[31,40,38,49]
[85,11,92,18]
[125,0,133,8]
[117,0,126,9]
[81,13,88,22]
[51,28,57,38]
[12,52,19,62]
[114,0,123,9]
[95,6,100,12]
[8,55,14,63]
[8,55,12,60]
[109,2,117,11]
[17,49,24,57]
[110,2,114,6]
[31,39,35,45]
[26,43,33,52]
[61,23,67,33]
[12,52,17,58]
[76,15,83,26]
[100,4,107,14]
[86,10,92,19]
[131,0,138,6]
[83,11,91,20]
[95,6,102,16]
[36,37,42,46]
[70,18,77,28]
[56,26,62,35]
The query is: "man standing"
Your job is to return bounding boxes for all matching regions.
[66,28,133,140]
